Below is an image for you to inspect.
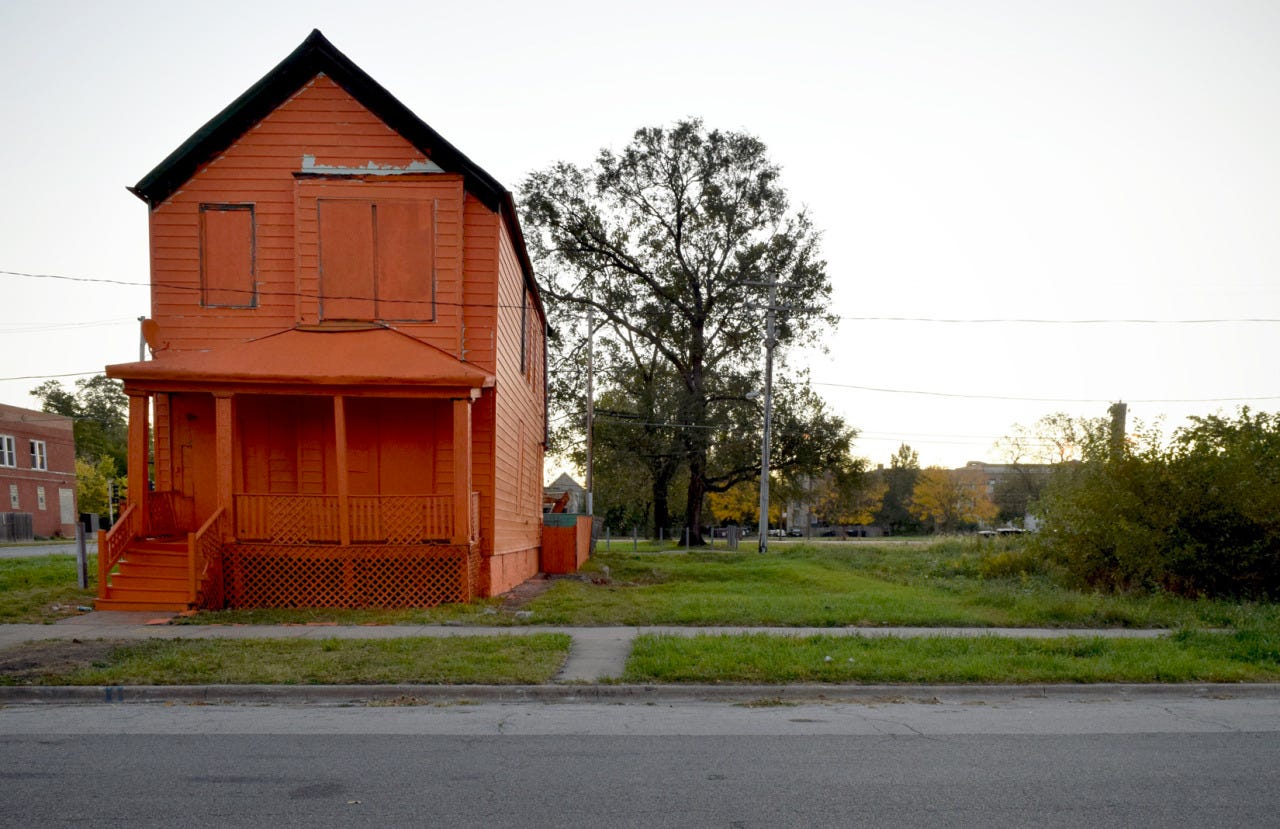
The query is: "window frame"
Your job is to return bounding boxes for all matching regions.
[29,439,47,471]
[0,434,14,468]
[315,196,437,324]
[199,203,258,309]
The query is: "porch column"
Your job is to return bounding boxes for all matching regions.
[214,392,235,540]
[334,396,351,545]
[452,397,473,545]
[126,391,149,525]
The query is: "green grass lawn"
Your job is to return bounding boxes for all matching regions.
[623,630,1280,684]
[5,538,1278,636]
[0,635,571,686]
[0,555,96,623]
[519,541,1280,630]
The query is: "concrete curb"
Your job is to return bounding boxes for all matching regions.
[3,682,1279,706]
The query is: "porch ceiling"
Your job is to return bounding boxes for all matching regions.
[107,326,495,391]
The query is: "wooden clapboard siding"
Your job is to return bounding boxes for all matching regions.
[147,74,462,355]
[462,194,499,370]
[489,215,545,585]
[460,194,500,561]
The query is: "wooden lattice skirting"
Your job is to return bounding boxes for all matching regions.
[222,544,481,608]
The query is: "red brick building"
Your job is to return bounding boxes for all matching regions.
[0,403,77,539]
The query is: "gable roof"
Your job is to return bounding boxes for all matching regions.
[129,29,540,312]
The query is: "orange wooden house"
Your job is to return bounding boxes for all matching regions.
[98,30,547,611]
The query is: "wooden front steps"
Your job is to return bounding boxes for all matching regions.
[95,538,194,612]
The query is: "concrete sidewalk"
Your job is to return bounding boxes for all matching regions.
[0,611,1178,684]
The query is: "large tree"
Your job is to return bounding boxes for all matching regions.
[875,443,923,535]
[523,119,841,542]
[30,374,128,473]
[992,412,1110,522]
[910,467,998,533]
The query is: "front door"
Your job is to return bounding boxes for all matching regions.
[171,394,218,528]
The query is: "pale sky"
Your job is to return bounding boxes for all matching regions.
[2,0,1278,471]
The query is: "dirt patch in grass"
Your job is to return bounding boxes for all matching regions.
[500,574,557,609]
[0,639,119,685]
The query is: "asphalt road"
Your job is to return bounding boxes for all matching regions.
[3,696,1278,828]
[0,541,93,559]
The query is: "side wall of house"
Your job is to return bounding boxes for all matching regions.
[462,195,499,568]
[486,217,545,595]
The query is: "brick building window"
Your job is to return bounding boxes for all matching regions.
[8,484,17,509]
[30,440,47,471]
[0,435,14,467]
[37,486,46,511]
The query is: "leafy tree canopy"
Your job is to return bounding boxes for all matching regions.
[30,375,128,473]
[523,119,852,541]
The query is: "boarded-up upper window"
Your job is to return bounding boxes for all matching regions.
[319,199,434,322]
[200,204,256,307]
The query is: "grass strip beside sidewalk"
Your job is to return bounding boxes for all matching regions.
[0,635,571,686]
[623,631,1280,684]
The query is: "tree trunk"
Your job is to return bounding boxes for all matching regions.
[679,345,710,546]
[651,465,672,540]
[684,452,708,546]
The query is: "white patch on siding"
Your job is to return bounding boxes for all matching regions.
[300,155,444,174]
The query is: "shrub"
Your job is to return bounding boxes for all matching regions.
[1033,408,1280,599]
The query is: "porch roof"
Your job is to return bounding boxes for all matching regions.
[107,326,495,391]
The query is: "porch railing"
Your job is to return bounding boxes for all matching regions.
[235,494,341,544]
[97,503,138,590]
[234,494,462,545]
[188,507,227,608]
[148,491,195,536]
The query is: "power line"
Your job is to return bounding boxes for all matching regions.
[833,315,1280,325]
[811,380,1280,405]
[7,267,1280,326]
[0,371,102,383]
[0,268,534,313]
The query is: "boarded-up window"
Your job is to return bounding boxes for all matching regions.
[200,204,255,307]
[319,199,434,322]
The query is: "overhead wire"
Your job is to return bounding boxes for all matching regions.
[5,266,1278,403]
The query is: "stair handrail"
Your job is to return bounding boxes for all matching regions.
[97,503,139,593]
[188,507,227,608]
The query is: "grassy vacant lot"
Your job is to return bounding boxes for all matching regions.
[521,540,1280,630]
[5,539,1277,632]
[0,555,96,624]
[623,630,1280,684]
[0,635,570,686]
[158,537,1280,629]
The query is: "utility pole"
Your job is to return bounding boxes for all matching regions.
[585,305,595,517]
[1108,401,1127,463]
[754,280,778,553]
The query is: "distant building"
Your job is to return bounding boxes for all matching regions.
[0,403,76,539]
[544,473,586,514]
[960,460,1057,529]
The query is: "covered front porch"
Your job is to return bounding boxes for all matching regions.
[99,327,494,611]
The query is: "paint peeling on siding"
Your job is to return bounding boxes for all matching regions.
[300,155,444,175]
